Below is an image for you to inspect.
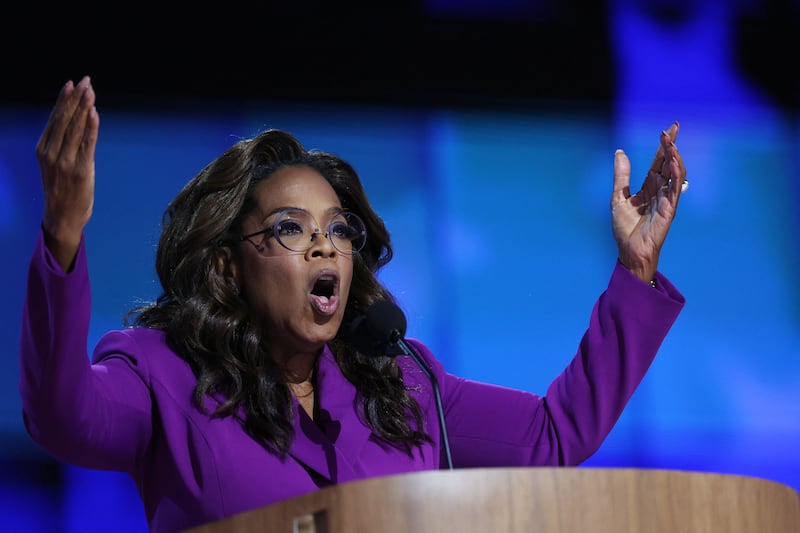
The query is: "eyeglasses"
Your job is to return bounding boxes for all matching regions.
[240,208,367,255]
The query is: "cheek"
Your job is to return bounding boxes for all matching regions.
[340,260,355,300]
[239,255,295,303]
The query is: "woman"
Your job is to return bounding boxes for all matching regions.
[20,76,687,533]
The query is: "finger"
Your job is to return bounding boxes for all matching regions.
[648,130,670,177]
[63,79,98,165]
[62,77,96,162]
[611,148,631,207]
[668,147,687,198]
[647,121,680,177]
[38,76,92,166]
[80,104,100,167]
[36,79,75,159]
[658,125,686,193]
[671,137,686,178]
[664,120,680,144]
[76,104,100,179]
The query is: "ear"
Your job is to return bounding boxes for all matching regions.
[215,246,240,285]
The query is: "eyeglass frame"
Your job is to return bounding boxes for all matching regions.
[238,207,367,255]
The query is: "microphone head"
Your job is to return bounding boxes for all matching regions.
[347,300,407,357]
[365,299,408,341]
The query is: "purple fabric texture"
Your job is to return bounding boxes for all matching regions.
[19,230,684,532]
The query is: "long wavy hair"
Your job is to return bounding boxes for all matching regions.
[127,129,431,455]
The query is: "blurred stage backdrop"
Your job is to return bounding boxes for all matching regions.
[1,1,798,531]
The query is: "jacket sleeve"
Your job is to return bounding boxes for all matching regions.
[410,260,685,468]
[18,229,152,472]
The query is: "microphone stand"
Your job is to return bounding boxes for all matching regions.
[390,330,454,470]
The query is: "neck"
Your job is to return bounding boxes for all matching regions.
[272,344,320,383]
[282,356,316,386]
[287,364,317,418]
[290,378,315,399]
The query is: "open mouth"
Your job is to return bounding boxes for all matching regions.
[310,271,340,316]
[312,275,336,299]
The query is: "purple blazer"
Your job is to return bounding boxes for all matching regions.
[19,231,684,532]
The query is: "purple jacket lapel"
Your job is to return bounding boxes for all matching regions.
[288,346,374,483]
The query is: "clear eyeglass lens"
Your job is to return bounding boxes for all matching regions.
[274,209,366,254]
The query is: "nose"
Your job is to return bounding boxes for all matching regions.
[307,229,337,258]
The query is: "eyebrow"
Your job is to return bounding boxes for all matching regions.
[256,206,346,226]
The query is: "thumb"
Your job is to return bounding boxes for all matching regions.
[611,148,631,206]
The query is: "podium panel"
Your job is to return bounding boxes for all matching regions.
[185,467,800,533]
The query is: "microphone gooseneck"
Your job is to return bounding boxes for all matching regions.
[347,300,454,470]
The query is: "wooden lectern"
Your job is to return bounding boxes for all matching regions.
[185,467,800,533]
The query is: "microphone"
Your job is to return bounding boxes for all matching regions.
[347,300,407,357]
[347,300,454,470]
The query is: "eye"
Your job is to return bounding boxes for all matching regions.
[275,219,305,238]
[330,221,358,239]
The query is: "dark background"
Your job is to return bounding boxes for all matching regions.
[2,1,797,112]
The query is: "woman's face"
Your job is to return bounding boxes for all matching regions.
[234,165,354,360]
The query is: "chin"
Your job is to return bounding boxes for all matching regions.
[306,323,340,346]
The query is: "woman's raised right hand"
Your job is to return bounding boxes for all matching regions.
[36,76,99,272]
